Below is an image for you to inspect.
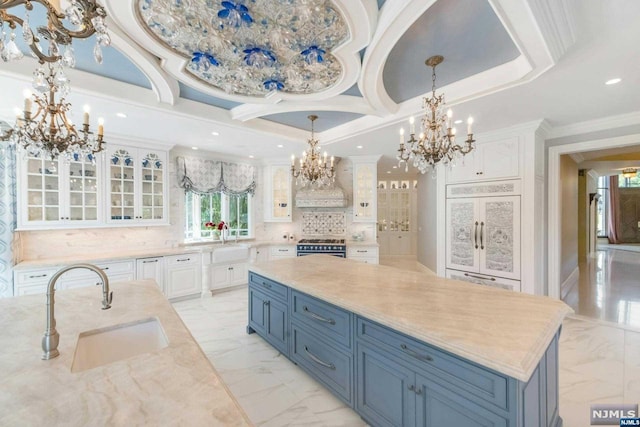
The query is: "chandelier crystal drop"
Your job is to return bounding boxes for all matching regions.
[291,115,336,188]
[397,55,476,175]
[0,0,110,159]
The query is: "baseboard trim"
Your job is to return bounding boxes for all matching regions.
[560,266,579,300]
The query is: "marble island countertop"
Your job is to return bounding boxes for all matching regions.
[0,280,252,426]
[249,255,573,382]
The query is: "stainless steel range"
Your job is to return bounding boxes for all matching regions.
[296,239,346,258]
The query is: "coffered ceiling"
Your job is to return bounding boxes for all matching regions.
[1,0,638,176]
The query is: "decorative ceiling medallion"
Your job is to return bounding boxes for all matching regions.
[137,0,348,97]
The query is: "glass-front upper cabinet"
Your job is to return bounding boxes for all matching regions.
[106,144,168,225]
[263,163,292,222]
[351,156,380,223]
[18,152,102,229]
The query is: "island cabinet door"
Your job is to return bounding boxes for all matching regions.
[265,297,288,355]
[356,342,416,427]
[248,287,268,335]
[415,374,508,427]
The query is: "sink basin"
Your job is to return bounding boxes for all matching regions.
[212,244,249,263]
[71,317,168,372]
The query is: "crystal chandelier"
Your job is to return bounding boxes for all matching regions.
[397,55,475,175]
[0,0,110,159]
[291,115,335,188]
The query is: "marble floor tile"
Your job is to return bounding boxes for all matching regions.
[174,285,638,427]
[564,248,640,329]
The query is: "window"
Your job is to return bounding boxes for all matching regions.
[596,176,608,238]
[618,174,640,188]
[185,192,252,240]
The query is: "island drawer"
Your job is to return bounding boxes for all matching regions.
[291,291,352,349]
[356,317,509,411]
[249,272,288,302]
[291,322,353,405]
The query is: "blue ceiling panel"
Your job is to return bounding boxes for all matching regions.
[264,110,364,132]
[383,0,520,104]
[178,83,242,110]
[343,83,362,97]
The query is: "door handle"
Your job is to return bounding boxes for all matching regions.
[480,222,485,250]
[474,221,479,249]
[302,306,336,325]
[303,345,335,370]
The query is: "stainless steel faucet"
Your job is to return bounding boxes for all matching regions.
[42,263,113,360]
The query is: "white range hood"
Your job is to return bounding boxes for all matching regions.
[295,186,347,208]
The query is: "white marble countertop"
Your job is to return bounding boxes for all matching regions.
[0,280,252,426]
[249,255,573,382]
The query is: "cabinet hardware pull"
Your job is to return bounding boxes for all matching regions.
[357,250,367,253]
[278,249,288,252]
[261,281,272,289]
[479,221,485,250]
[102,267,109,270]
[303,345,335,370]
[408,384,415,391]
[142,260,158,264]
[177,258,190,262]
[415,388,422,395]
[263,300,270,306]
[302,306,336,325]
[474,221,479,249]
[400,344,433,362]
[29,274,48,278]
[464,273,496,281]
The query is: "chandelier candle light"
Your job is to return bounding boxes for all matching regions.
[0,0,111,160]
[397,55,476,175]
[291,115,336,188]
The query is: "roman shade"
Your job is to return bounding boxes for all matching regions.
[176,156,256,196]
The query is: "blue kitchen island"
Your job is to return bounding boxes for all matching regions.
[247,255,572,427]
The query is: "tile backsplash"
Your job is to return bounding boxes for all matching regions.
[301,212,346,236]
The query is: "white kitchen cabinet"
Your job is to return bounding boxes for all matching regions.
[250,246,269,263]
[377,187,416,256]
[17,152,102,229]
[165,254,201,299]
[347,246,379,264]
[269,245,296,260]
[136,257,165,292]
[446,196,521,281]
[446,137,520,184]
[351,156,380,223]
[263,163,292,222]
[106,144,168,225]
[211,262,248,291]
[13,267,59,296]
[57,260,135,289]
[445,269,521,292]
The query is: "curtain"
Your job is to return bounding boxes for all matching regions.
[176,156,256,196]
[0,145,17,298]
[607,175,621,244]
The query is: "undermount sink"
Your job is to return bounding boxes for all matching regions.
[212,244,249,263]
[71,317,168,373]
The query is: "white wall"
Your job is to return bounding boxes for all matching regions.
[416,173,438,272]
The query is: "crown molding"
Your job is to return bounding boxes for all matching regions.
[568,153,585,164]
[547,111,640,139]
[525,0,577,62]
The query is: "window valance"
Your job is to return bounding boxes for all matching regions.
[176,156,256,196]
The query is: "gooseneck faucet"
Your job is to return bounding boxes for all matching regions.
[42,263,113,360]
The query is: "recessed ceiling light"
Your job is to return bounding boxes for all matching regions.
[454,119,463,124]
[392,166,397,169]
[387,171,391,174]
[191,147,198,150]
[211,131,220,136]
[277,144,283,148]
[357,145,363,149]
[605,78,621,85]
[249,155,254,159]
[116,112,127,118]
